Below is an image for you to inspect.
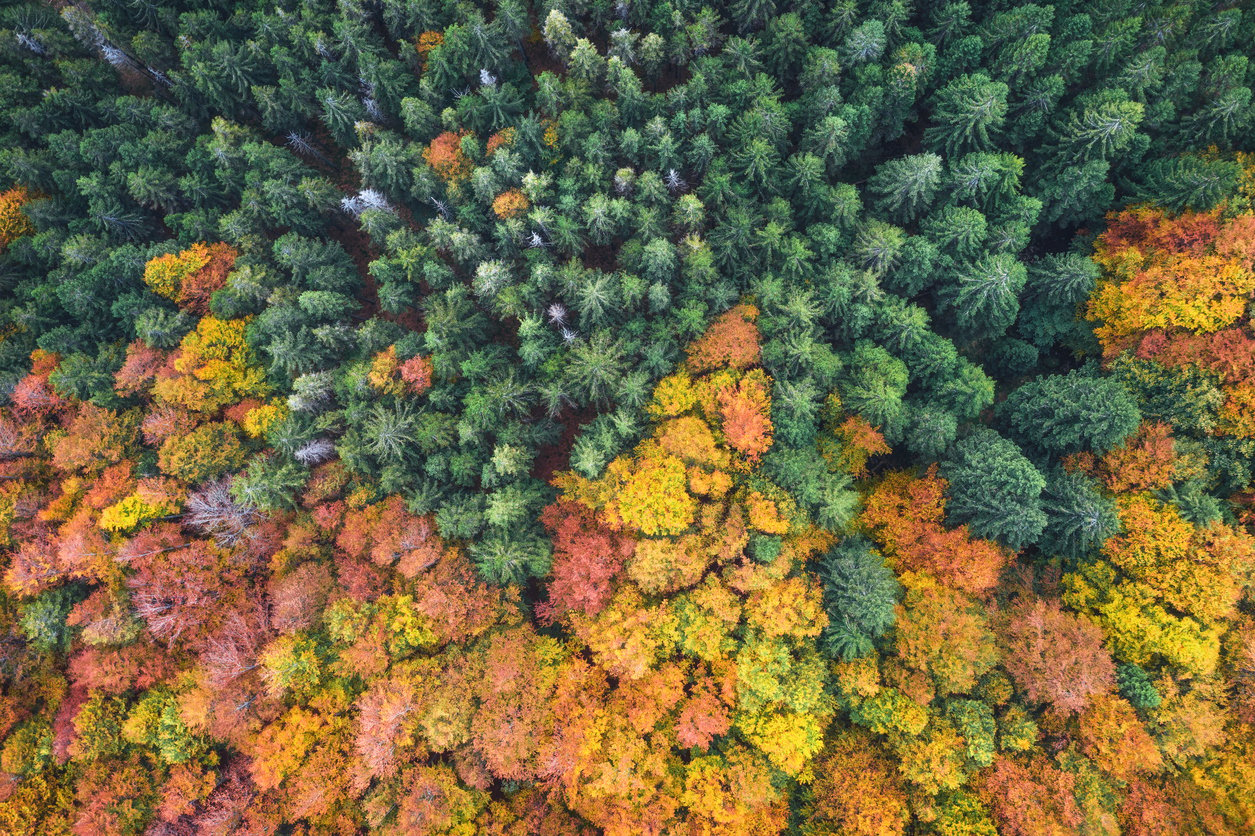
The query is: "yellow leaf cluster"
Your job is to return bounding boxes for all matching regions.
[601,442,696,536]
[0,187,35,251]
[143,245,212,302]
[155,316,269,412]
[99,491,177,533]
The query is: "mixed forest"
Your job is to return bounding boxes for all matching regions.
[0,0,1254,833]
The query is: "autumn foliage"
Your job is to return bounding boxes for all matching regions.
[142,242,238,315]
[1088,205,1255,439]
[491,187,529,219]
[0,186,35,251]
[423,131,473,183]
[1,212,1254,834]
[859,466,1011,594]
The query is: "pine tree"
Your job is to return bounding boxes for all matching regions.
[816,538,901,660]
[869,153,943,222]
[1000,370,1141,456]
[941,253,1027,337]
[924,73,1009,155]
[941,428,1047,549]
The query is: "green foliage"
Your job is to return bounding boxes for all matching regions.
[925,73,1009,155]
[1039,469,1121,560]
[19,586,81,655]
[946,699,996,769]
[0,0,1252,832]
[1000,370,1141,457]
[1116,663,1162,710]
[816,538,900,659]
[941,428,1047,549]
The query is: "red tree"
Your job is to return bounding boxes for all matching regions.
[538,500,634,623]
[999,598,1115,715]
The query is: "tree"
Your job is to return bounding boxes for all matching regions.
[19,586,81,655]
[0,187,36,251]
[924,205,988,258]
[538,501,633,623]
[869,153,943,222]
[816,538,900,659]
[925,74,1009,155]
[858,468,1010,595]
[852,220,907,275]
[999,598,1115,715]
[804,730,910,835]
[940,253,1027,338]
[157,421,248,484]
[142,243,238,315]
[1051,96,1144,166]
[1116,663,1161,710]
[686,304,761,374]
[1077,693,1161,781]
[842,20,886,65]
[941,429,1047,550]
[1000,370,1141,456]
[978,754,1084,836]
[894,574,1000,697]
[840,342,908,441]
[717,370,773,461]
[1038,468,1120,559]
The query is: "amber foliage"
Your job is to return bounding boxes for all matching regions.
[685,303,761,374]
[859,467,1011,595]
[0,186,35,251]
[1088,205,1255,438]
[492,188,529,219]
[142,242,238,315]
[414,30,443,70]
[486,127,517,155]
[1089,207,1255,349]
[542,309,842,832]
[1064,494,1255,676]
[424,131,473,183]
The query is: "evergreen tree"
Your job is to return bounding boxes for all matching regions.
[817,538,901,660]
[941,428,1047,549]
[924,73,1009,155]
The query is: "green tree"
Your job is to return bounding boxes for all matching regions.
[869,153,943,222]
[19,586,82,655]
[925,73,1009,155]
[941,428,1046,550]
[999,371,1141,457]
[841,341,909,442]
[817,538,901,660]
[940,253,1027,337]
[1039,469,1121,560]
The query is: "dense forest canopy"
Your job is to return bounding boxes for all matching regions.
[0,0,1253,833]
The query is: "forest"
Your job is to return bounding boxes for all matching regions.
[0,0,1253,833]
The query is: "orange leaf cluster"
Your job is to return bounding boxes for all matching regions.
[1094,421,1178,492]
[485,127,517,155]
[424,131,473,184]
[998,598,1115,715]
[805,731,910,835]
[859,467,1011,594]
[685,304,761,374]
[1089,205,1255,441]
[717,369,773,461]
[414,31,443,70]
[538,500,634,622]
[399,354,434,395]
[143,242,238,315]
[1090,206,1255,353]
[0,186,35,251]
[829,414,891,478]
[1089,207,1255,351]
[492,188,530,219]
